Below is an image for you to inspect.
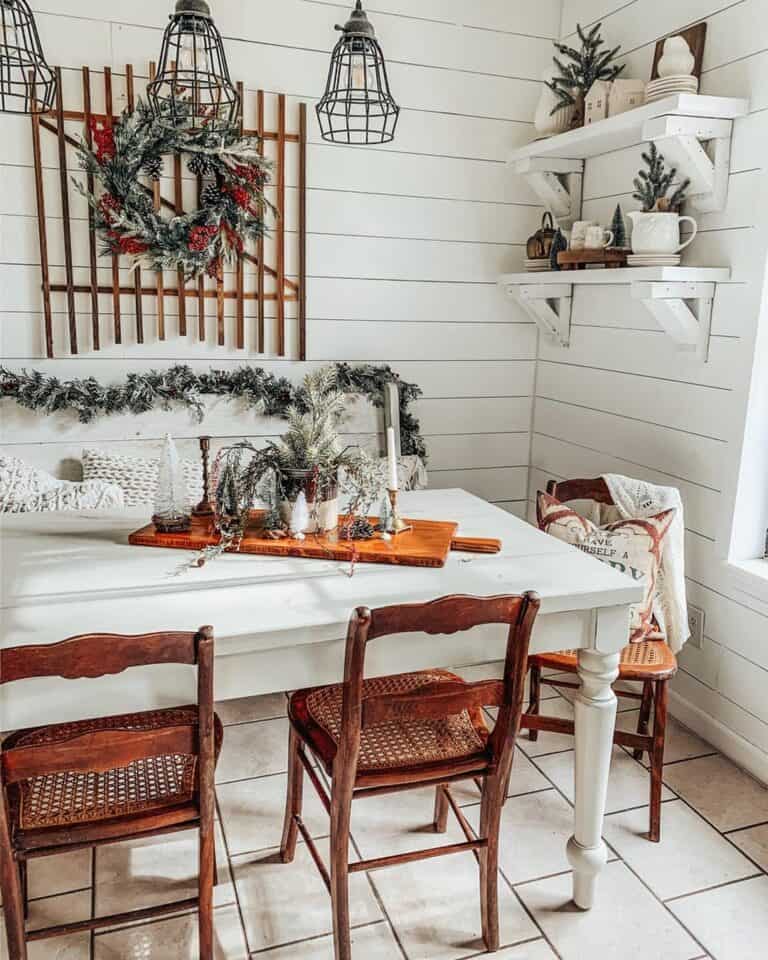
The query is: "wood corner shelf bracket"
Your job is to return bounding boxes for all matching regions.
[631,281,714,362]
[502,281,572,347]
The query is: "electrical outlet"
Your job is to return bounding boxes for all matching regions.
[687,604,705,649]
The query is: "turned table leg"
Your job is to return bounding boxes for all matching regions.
[568,634,622,909]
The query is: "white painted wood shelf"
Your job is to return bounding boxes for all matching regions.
[499,266,731,361]
[510,94,749,222]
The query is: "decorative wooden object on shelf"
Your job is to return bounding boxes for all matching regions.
[31,63,307,359]
[128,514,501,568]
[557,249,628,270]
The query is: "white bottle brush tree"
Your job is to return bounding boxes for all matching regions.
[154,434,190,525]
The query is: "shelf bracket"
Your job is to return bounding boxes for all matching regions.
[642,116,734,213]
[631,281,714,362]
[504,282,573,347]
[511,157,584,227]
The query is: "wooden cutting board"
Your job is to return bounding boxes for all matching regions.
[128,514,500,569]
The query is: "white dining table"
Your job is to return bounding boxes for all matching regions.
[0,487,642,910]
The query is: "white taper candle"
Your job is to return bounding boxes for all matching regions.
[386,425,399,491]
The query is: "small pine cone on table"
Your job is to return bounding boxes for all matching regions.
[341,518,376,541]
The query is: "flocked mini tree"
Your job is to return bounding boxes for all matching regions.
[633,142,690,212]
[549,228,568,270]
[546,22,624,117]
[153,433,191,532]
[610,204,628,248]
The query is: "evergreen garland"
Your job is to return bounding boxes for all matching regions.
[0,362,427,460]
[75,99,274,280]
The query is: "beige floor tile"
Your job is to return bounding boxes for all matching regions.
[669,875,768,960]
[94,823,233,917]
[535,747,674,814]
[0,891,92,960]
[494,942,559,959]
[616,710,714,765]
[215,692,287,725]
[451,751,551,807]
[231,840,382,952]
[517,698,576,757]
[603,799,757,900]
[94,904,248,959]
[351,784,467,859]
[517,861,700,960]
[728,822,768,871]
[216,716,290,784]
[27,849,92,900]
[465,789,575,885]
[217,770,330,856]
[253,921,404,959]
[370,849,538,960]
[661,755,768,831]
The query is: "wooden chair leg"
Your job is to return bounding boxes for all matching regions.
[280,726,304,864]
[649,680,668,843]
[634,680,653,761]
[19,859,28,920]
[330,781,354,960]
[478,773,505,952]
[433,785,449,833]
[198,816,215,960]
[0,855,27,960]
[527,663,541,742]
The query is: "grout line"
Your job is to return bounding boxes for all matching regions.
[214,790,253,956]
[724,819,768,835]
[664,872,764,905]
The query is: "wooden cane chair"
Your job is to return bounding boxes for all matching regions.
[521,478,677,842]
[281,592,540,960]
[0,628,223,960]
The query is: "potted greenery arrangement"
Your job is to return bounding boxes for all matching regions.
[629,142,696,255]
[210,368,387,551]
[545,22,624,129]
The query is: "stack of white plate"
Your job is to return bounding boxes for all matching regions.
[627,253,681,267]
[525,258,551,272]
[645,75,699,103]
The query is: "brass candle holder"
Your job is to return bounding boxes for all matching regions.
[387,488,412,536]
[192,436,216,518]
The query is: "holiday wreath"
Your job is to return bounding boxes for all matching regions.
[76,100,273,279]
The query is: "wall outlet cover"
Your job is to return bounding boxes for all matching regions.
[687,603,705,649]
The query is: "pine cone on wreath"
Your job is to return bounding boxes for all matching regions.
[187,153,216,177]
[200,182,222,207]
[141,156,163,181]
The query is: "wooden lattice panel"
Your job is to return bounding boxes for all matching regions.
[31,63,307,358]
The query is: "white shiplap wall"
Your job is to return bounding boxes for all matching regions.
[532,0,768,781]
[0,0,563,513]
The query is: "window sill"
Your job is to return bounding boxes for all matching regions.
[728,558,768,605]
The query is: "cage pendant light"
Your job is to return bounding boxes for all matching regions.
[0,0,56,114]
[147,0,239,131]
[317,0,399,145]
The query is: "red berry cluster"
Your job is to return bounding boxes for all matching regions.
[99,193,122,224]
[234,164,265,186]
[107,230,148,255]
[222,221,243,254]
[188,224,219,252]
[89,118,116,162]
[228,185,251,210]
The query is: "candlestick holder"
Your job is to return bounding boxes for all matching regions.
[192,436,216,517]
[387,488,412,536]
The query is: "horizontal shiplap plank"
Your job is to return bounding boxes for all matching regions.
[426,433,530,470]
[429,466,528,501]
[415,397,533,435]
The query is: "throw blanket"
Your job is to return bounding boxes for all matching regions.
[603,474,689,653]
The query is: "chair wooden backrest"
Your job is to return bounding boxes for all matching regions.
[335,594,540,779]
[0,628,215,790]
[546,477,614,506]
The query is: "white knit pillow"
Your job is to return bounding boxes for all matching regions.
[82,448,203,508]
[0,457,124,513]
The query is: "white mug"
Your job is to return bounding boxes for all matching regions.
[584,226,614,249]
[570,220,596,250]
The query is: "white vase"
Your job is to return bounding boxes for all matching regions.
[657,36,695,78]
[534,71,575,137]
[627,211,698,254]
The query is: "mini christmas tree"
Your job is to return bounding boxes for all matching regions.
[633,142,690,212]
[290,492,310,539]
[153,434,191,532]
[547,22,624,114]
[549,228,568,270]
[610,204,628,248]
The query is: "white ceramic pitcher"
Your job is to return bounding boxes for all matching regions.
[627,211,698,254]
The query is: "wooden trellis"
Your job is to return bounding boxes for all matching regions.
[31,63,307,359]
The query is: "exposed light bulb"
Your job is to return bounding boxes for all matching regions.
[179,32,209,73]
[349,55,375,100]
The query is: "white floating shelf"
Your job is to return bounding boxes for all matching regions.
[510,95,749,222]
[499,267,731,361]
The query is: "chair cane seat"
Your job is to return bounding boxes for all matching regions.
[4,707,223,837]
[529,639,677,682]
[289,669,490,775]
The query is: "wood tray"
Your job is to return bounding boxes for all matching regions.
[128,514,501,569]
[557,248,629,270]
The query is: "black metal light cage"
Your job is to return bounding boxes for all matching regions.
[0,0,56,114]
[317,1,399,145]
[147,0,239,131]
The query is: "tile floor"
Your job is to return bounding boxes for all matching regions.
[3,669,768,960]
